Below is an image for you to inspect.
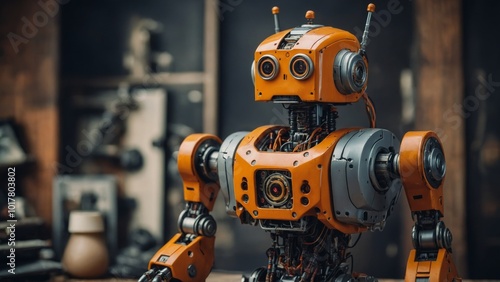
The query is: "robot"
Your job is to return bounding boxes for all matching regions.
[140,4,461,282]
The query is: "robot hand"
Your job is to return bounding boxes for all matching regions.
[138,228,215,282]
[139,203,217,282]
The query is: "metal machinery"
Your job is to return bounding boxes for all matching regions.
[140,4,461,282]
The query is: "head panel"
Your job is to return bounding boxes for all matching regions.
[253,25,367,104]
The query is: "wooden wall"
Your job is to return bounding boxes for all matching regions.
[0,1,59,226]
[414,0,467,274]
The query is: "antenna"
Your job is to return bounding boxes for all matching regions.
[272,6,280,33]
[305,10,315,25]
[359,3,376,56]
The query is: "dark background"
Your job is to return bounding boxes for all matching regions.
[463,1,500,278]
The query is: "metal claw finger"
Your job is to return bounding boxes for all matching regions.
[139,268,158,282]
[151,268,173,282]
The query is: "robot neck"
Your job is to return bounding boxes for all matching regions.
[265,103,338,152]
[288,103,337,136]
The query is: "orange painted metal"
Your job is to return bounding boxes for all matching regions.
[254,26,365,104]
[399,131,445,215]
[232,125,365,234]
[149,233,215,282]
[178,134,222,211]
[405,249,461,281]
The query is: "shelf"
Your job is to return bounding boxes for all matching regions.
[62,72,206,88]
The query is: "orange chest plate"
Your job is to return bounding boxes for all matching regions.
[232,125,364,234]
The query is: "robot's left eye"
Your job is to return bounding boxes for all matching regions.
[289,54,314,80]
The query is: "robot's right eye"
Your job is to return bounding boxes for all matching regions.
[258,55,279,80]
[290,54,314,80]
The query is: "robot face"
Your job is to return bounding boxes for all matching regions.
[252,26,368,104]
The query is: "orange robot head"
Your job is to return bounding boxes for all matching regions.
[252,5,375,104]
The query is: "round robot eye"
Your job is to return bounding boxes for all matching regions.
[334,49,368,94]
[290,54,314,80]
[257,55,279,80]
[262,62,274,75]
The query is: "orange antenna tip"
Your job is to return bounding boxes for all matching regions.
[272,6,280,15]
[367,3,376,13]
[305,10,315,20]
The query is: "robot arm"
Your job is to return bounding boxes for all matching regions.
[398,131,461,281]
[139,134,222,282]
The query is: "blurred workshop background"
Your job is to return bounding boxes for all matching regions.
[0,0,499,280]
